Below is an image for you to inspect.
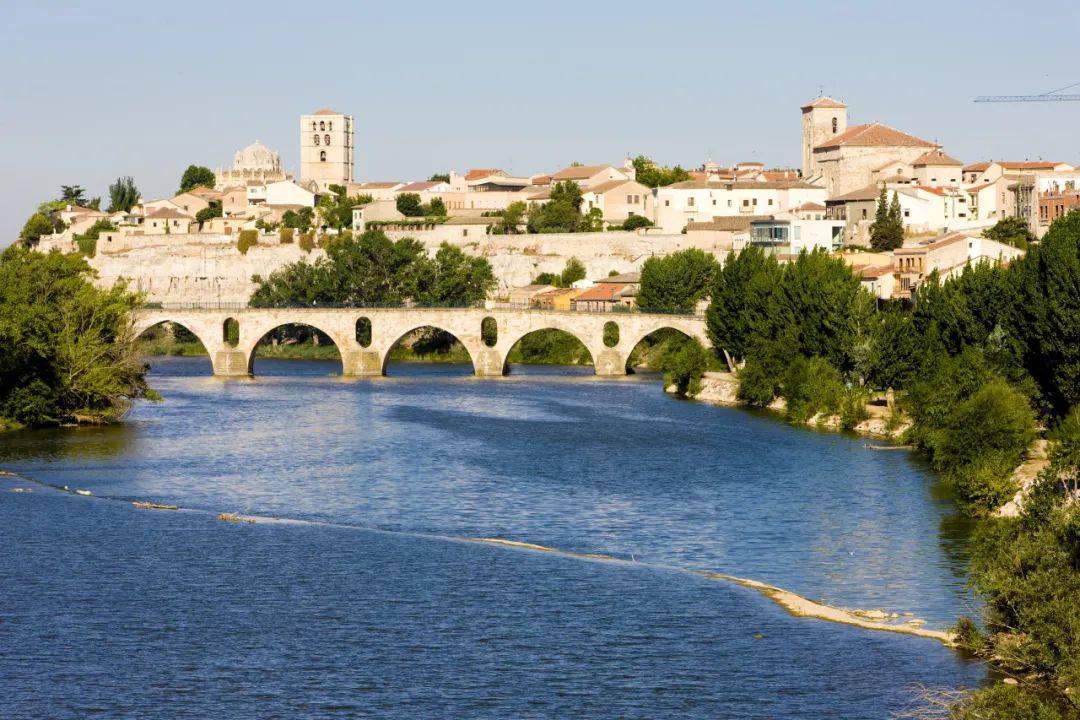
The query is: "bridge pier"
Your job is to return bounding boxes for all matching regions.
[593,348,627,377]
[342,350,383,377]
[472,348,506,377]
[211,349,250,377]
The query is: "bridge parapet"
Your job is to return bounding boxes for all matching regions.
[132,306,710,378]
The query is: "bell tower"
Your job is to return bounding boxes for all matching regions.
[300,108,355,188]
[800,96,847,179]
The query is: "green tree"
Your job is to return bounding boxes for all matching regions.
[622,215,654,231]
[706,246,782,367]
[282,207,314,231]
[60,185,88,206]
[250,230,494,308]
[498,201,526,234]
[636,249,718,313]
[396,193,424,217]
[653,336,710,396]
[429,173,450,183]
[19,213,58,247]
[869,187,904,251]
[195,202,222,225]
[580,207,604,232]
[560,257,586,287]
[178,165,215,193]
[528,182,584,233]
[632,155,691,188]
[416,243,496,306]
[866,304,922,390]
[0,246,157,428]
[1007,212,1080,416]
[73,219,117,257]
[237,229,258,255]
[425,197,447,216]
[983,216,1035,250]
[107,176,140,213]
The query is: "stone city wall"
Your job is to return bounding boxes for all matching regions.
[77,230,732,305]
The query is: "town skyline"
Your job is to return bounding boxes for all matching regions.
[4,0,1080,245]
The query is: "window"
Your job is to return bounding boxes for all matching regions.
[329,121,333,131]
[311,121,316,131]
[319,121,326,131]
[904,209,910,218]
[313,134,320,146]
[665,200,670,207]
[320,150,326,161]
[768,199,773,206]
[862,208,867,219]
[727,199,732,207]
[324,134,331,145]
[742,199,750,207]
[831,117,838,133]
[688,197,695,207]
[712,199,716,206]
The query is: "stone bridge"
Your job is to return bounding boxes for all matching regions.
[132,306,710,377]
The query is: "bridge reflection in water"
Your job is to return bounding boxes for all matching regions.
[132,306,710,378]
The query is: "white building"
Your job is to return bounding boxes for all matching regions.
[654,180,827,233]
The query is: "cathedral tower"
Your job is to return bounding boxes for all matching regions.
[300,109,354,188]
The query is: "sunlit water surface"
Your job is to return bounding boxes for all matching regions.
[0,357,985,718]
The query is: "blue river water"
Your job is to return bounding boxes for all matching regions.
[0,357,986,718]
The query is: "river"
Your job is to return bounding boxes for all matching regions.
[0,357,986,718]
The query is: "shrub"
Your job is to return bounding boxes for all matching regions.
[279,227,294,244]
[298,231,315,253]
[76,235,97,257]
[655,336,709,396]
[781,356,844,424]
[237,229,258,255]
[622,215,653,231]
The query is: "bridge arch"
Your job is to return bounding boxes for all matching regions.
[501,326,594,374]
[381,324,477,375]
[133,319,215,372]
[245,322,345,375]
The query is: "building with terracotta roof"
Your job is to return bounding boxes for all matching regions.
[580,179,654,225]
[800,95,950,197]
[892,230,1024,298]
[549,163,631,189]
[570,274,640,312]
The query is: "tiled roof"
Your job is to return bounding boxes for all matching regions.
[913,150,963,167]
[601,271,641,283]
[794,202,827,211]
[465,168,503,181]
[312,108,341,115]
[859,265,894,279]
[801,96,847,110]
[686,216,765,232]
[572,282,636,302]
[586,179,636,194]
[827,184,881,203]
[999,161,1068,170]
[397,181,439,192]
[963,161,991,173]
[814,122,937,151]
[145,207,193,220]
[551,164,611,180]
[664,179,823,191]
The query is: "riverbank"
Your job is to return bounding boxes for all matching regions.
[686,371,910,440]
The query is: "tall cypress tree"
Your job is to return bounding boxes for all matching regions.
[869,186,890,251]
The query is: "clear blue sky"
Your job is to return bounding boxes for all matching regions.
[3,0,1079,245]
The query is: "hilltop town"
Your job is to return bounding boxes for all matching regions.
[19,97,1073,307]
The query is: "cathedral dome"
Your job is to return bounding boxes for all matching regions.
[233,140,281,172]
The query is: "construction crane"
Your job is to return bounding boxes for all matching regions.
[975,80,1080,103]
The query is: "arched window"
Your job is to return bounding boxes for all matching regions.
[324,134,331,146]
[313,134,320,146]
[319,150,326,162]
[319,121,326,131]
[328,121,333,131]
[831,117,838,133]
[311,121,316,131]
